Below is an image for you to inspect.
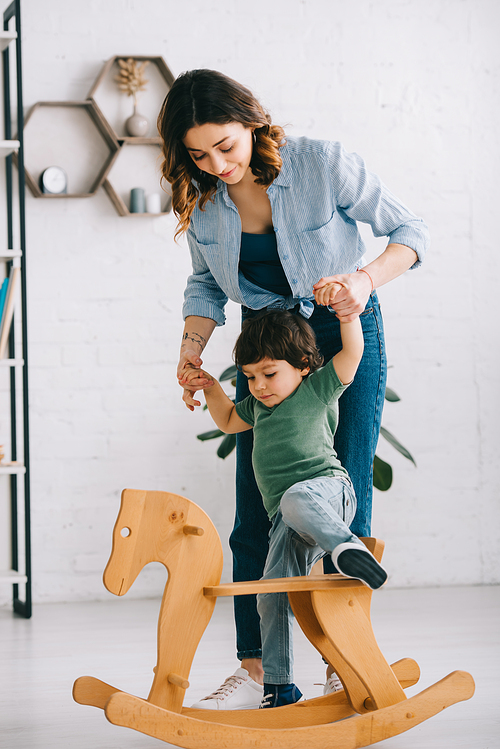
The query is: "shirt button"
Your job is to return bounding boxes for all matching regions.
[283,254,288,260]
[292,279,298,284]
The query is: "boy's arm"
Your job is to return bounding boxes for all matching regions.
[332,317,364,385]
[181,366,252,434]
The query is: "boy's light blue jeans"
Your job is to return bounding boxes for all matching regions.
[256,475,360,684]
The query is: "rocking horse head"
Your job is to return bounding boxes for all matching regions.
[103,489,223,596]
[101,489,224,711]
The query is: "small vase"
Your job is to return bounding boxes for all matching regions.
[125,105,149,137]
[130,187,146,214]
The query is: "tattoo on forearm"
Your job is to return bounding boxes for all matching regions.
[181,331,207,352]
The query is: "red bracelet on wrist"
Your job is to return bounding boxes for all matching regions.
[357,268,374,291]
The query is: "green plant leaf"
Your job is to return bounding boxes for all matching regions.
[220,365,238,382]
[385,387,400,402]
[217,433,237,459]
[197,429,224,441]
[380,427,417,465]
[373,454,393,491]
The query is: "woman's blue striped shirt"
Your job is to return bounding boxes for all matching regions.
[183,136,429,325]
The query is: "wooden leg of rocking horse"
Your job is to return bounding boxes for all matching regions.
[312,586,409,711]
[289,585,408,714]
[288,588,375,713]
[104,670,474,749]
[73,676,122,710]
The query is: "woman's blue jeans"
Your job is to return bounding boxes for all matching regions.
[230,293,387,660]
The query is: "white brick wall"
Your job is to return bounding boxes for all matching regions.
[1,0,499,606]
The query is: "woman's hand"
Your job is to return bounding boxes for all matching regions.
[313,272,372,321]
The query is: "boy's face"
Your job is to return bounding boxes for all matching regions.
[241,358,310,407]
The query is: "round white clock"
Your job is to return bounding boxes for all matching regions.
[39,166,68,195]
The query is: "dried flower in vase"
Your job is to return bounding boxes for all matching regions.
[114,58,150,137]
[115,58,149,105]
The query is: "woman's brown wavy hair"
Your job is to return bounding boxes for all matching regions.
[157,69,285,239]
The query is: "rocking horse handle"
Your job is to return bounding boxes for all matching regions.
[183,525,204,536]
[167,673,190,690]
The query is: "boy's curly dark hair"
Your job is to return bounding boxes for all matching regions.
[233,310,324,373]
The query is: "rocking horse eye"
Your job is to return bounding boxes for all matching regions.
[120,527,131,538]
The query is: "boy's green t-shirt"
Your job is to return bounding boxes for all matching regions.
[235,362,350,519]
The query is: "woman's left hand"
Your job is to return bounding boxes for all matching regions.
[313,272,372,321]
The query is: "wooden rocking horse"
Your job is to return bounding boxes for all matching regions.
[73,489,474,748]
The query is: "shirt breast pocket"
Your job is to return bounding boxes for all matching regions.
[192,237,220,257]
[190,238,240,297]
[191,238,221,273]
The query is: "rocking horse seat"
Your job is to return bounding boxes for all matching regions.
[205,573,372,596]
[203,536,383,598]
[73,489,475,749]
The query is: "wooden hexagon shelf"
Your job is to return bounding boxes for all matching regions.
[22,100,120,198]
[19,55,175,214]
[102,141,172,217]
[88,56,175,144]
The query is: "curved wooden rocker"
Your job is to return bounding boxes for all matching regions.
[73,489,475,748]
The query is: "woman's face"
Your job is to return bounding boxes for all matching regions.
[182,122,254,184]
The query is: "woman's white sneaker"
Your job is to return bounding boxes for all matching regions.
[323,672,343,694]
[190,668,263,710]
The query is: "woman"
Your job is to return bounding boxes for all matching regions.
[157,69,429,709]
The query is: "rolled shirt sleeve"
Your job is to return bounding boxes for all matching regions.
[182,226,229,326]
[326,141,429,268]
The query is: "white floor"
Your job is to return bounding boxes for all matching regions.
[0,585,498,749]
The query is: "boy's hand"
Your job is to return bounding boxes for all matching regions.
[177,350,208,411]
[178,365,216,409]
[314,273,371,321]
[313,280,345,308]
[179,364,215,389]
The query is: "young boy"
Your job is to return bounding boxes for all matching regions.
[181,305,387,708]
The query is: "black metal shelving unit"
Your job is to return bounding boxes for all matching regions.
[1,0,31,618]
